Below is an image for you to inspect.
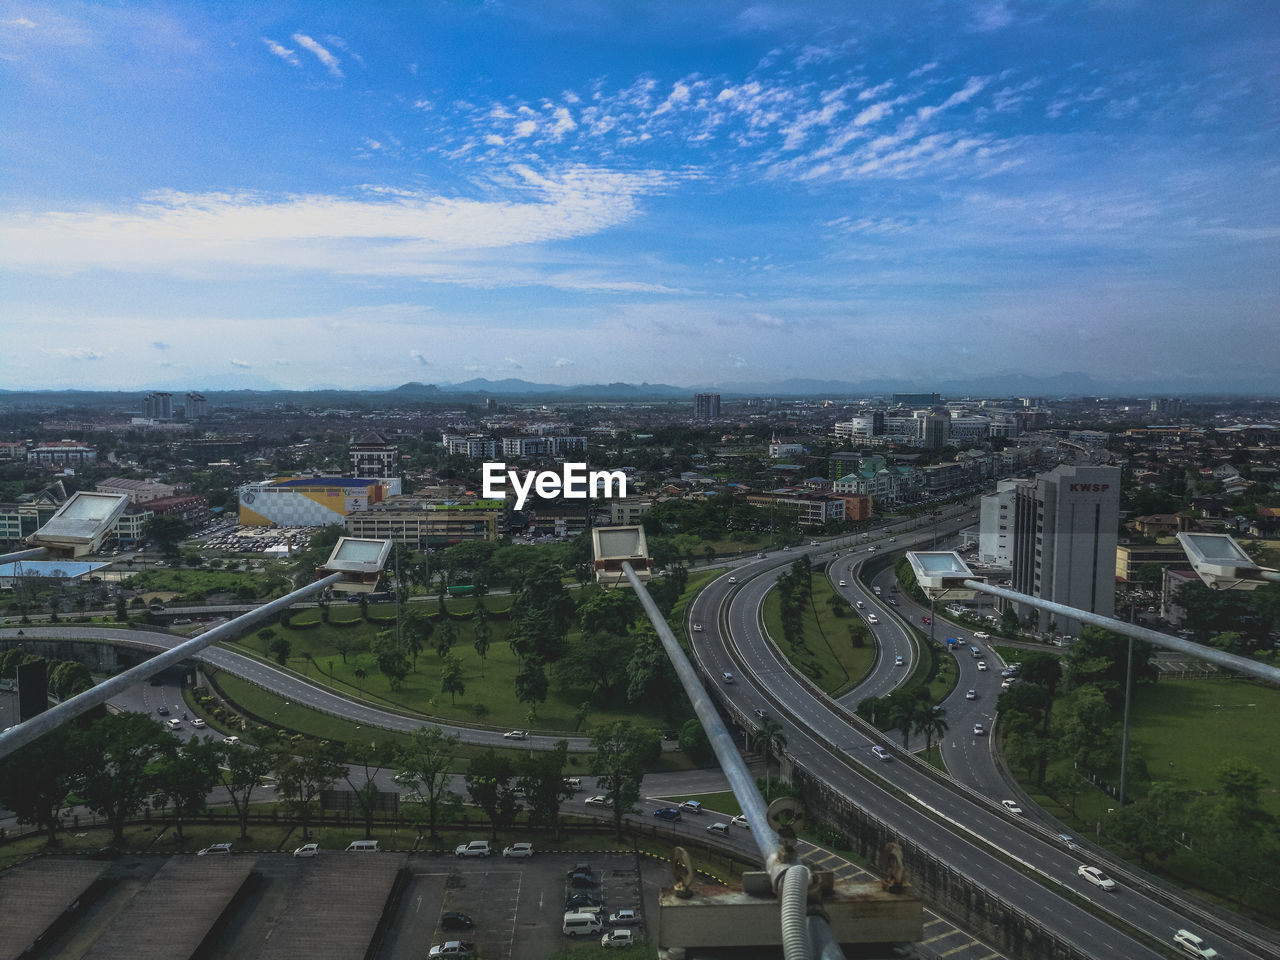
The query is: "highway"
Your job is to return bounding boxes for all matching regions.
[689,516,1273,960]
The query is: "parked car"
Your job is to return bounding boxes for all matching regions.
[1001,800,1023,815]
[601,928,636,948]
[292,842,319,858]
[440,911,474,930]
[427,942,476,958]
[569,871,596,888]
[609,908,640,925]
[454,840,492,858]
[503,729,529,740]
[565,863,593,878]
[1077,865,1116,891]
[503,842,534,858]
[653,807,682,822]
[564,893,602,911]
[197,843,232,856]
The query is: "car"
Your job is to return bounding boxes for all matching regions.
[564,777,582,791]
[894,655,904,666]
[721,671,735,683]
[1001,678,1016,689]
[222,736,240,745]
[679,800,703,814]
[503,842,534,858]
[866,614,879,624]
[197,843,232,856]
[190,718,206,728]
[454,840,492,858]
[692,623,702,632]
[976,661,988,671]
[653,807,682,822]
[965,689,977,700]
[156,705,170,716]
[1173,929,1219,958]
[838,579,847,587]
[1001,800,1023,815]
[888,537,896,542]
[503,729,529,740]
[973,631,990,639]
[886,598,898,606]
[921,616,931,625]
[809,540,819,546]
[601,928,636,948]
[1057,833,1080,850]
[427,942,476,958]
[293,842,320,858]
[1077,865,1116,891]
[707,822,730,834]
[727,576,737,584]
[782,545,791,551]
[569,869,598,887]
[756,552,766,558]
[564,893,602,910]
[754,708,769,719]
[973,723,986,736]
[872,745,892,762]
[732,814,749,829]
[165,718,183,731]
[440,911,474,930]
[585,795,612,807]
[565,863,593,878]
[609,908,640,925]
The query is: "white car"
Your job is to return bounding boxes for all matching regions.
[293,842,319,858]
[727,576,737,584]
[732,814,749,829]
[503,729,529,740]
[838,580,847,587]
[973,631,990,639]
[427,942,476,958]
[197,842,232,855]
[866,614,879,624]
[976,661,988,672]
[692,623,703,632]
[608,908,640,925]
[601,928,636,948]
[1173,929,1218,958]
[973,723,986,736]
[190,718,206,728]
[1001,800,1023,815]
[454,840,492,857]
[894,655,904,666]
[503,842,534,858]
[1077,865,1116,891]
[965,689,977,700]
[585,795,612,808]
[222,735,240,746]
[872,745,892,762]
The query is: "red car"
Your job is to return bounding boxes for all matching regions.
[921,616,932,625]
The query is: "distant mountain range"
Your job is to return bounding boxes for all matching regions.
[2,371,1276,403]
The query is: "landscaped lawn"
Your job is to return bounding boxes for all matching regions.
[762,576,875,696]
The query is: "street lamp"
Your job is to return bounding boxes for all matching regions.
[1175,532,1280,591]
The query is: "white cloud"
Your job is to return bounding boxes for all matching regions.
[292,33,343,78]
[853,100,894,127]
[504,357,522,369]
[262,37,299,67]
[229,359,252,368]
[553,357,573,367]
[513,119,537,138]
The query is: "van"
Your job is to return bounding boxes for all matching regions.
[562,912,603,937]
[970,646,982,658]
[345,840,380,852]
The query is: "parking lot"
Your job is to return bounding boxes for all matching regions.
[378,850,657,960]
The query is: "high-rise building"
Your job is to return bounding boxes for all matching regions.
[349,432,398,477]
[693,393,721,419]
[1011,464,1120,634]
[892,392,941,407]
[185,392,208,419]
[143,391,173,420]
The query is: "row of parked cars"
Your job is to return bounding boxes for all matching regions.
[559,863,642,948]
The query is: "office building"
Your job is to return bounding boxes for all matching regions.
[978,481,1019,566]
[694,393,721,419]
[1011,464,1120,634]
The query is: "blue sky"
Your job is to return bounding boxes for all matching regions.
[2,1,1277,392]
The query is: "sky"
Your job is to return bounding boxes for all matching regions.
[2,1,1278,393]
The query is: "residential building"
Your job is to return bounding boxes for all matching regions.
[693,393,721,419]
[349,432,398,478]
[1011,464,1121,634]
[442,434,500,458]
[143,392,173,420]
[0,441,26,460]
[500,435,587,458]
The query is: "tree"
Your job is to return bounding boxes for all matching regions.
[48,660,93,699]
[509,563,576,662]
[756,716,788,792]
[373,632,410,691]
[274,741,344,839]
[1000,606,1021,637]
[0,726,81,844]
[1064,627,1157,708]
[465,749,521,841]
[514,655,549,719]
[1057,685,1119,781]
[625,625,677,710]
[440,653,465,705]
[115,594,129,622]
[885,691,921,748]
[590,721,660,840]
[517,740,576,839]
[216,730,279,840]
[472,603,492,668]
[677,718,712,764]
[152,737,221,839]
[269,635,292,666]
[80,712,176,842]
[577,589,639,637]
[343,741,396,840]
[395,725,462,841]
[146,514,191,556]
[913,705,949,753]
[555,630,633,699]
[434,619,458,659]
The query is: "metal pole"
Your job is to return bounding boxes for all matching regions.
[962,579,1280,686]
[0,572,344,760]
[0,547,49,564]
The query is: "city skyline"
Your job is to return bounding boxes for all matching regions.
[3,1,1278,392]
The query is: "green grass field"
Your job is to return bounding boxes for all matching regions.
[762,577,875,696]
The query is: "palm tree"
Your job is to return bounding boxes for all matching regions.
[887,695,918,749]
[757,716,788,794]
[913,705,949,753]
